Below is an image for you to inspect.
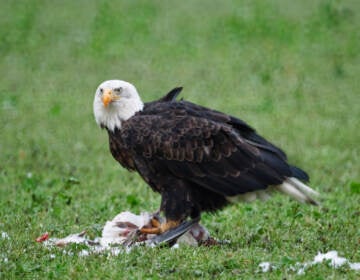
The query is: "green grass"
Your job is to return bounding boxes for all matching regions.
[1,0,359,279]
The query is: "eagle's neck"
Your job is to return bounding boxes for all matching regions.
[117,99,144,122]
[96,98,144,132]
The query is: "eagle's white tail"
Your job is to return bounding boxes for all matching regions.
[277,177,319,205]
[226,177,319,204]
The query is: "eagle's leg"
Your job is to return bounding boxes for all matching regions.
[141,182,193,235]
[140,219,181,234]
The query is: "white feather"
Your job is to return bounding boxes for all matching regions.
[100,211,151,247]
[226,177,319,205]
[286,177,319,197]
[276,181,309,203]
[276,177,319,205]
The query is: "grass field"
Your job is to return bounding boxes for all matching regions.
[1,0,359,279]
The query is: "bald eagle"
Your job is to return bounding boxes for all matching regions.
[93,80,319,235]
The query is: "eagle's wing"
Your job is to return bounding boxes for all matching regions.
[118,104,299,197]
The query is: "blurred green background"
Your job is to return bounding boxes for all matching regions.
[0,0,359,279]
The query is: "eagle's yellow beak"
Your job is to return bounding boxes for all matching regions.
[102,89,116,108]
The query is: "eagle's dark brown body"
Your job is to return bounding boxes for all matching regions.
[106,88,309,222]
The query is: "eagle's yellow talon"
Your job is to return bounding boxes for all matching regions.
[140,219,181,235]
[150,217,161,228]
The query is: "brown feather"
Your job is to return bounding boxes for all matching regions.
[105,91,311,223]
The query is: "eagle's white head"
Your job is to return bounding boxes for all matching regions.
[93,80,144,131]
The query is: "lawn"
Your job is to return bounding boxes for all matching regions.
[0,0,359,279]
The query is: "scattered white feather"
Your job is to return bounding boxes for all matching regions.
[259,250,360,274]
[40,211,211,257]
[1,232,10,240]
[313,251,348,268]
[79,249,90,257]
[101,211,151,247]
[296,266,306,275]
[54,231,87,247]
[259,262,272,272]
[349,262,360,270]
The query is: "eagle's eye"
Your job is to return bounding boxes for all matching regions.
[99,88,104,95]
[114,87,123,94]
